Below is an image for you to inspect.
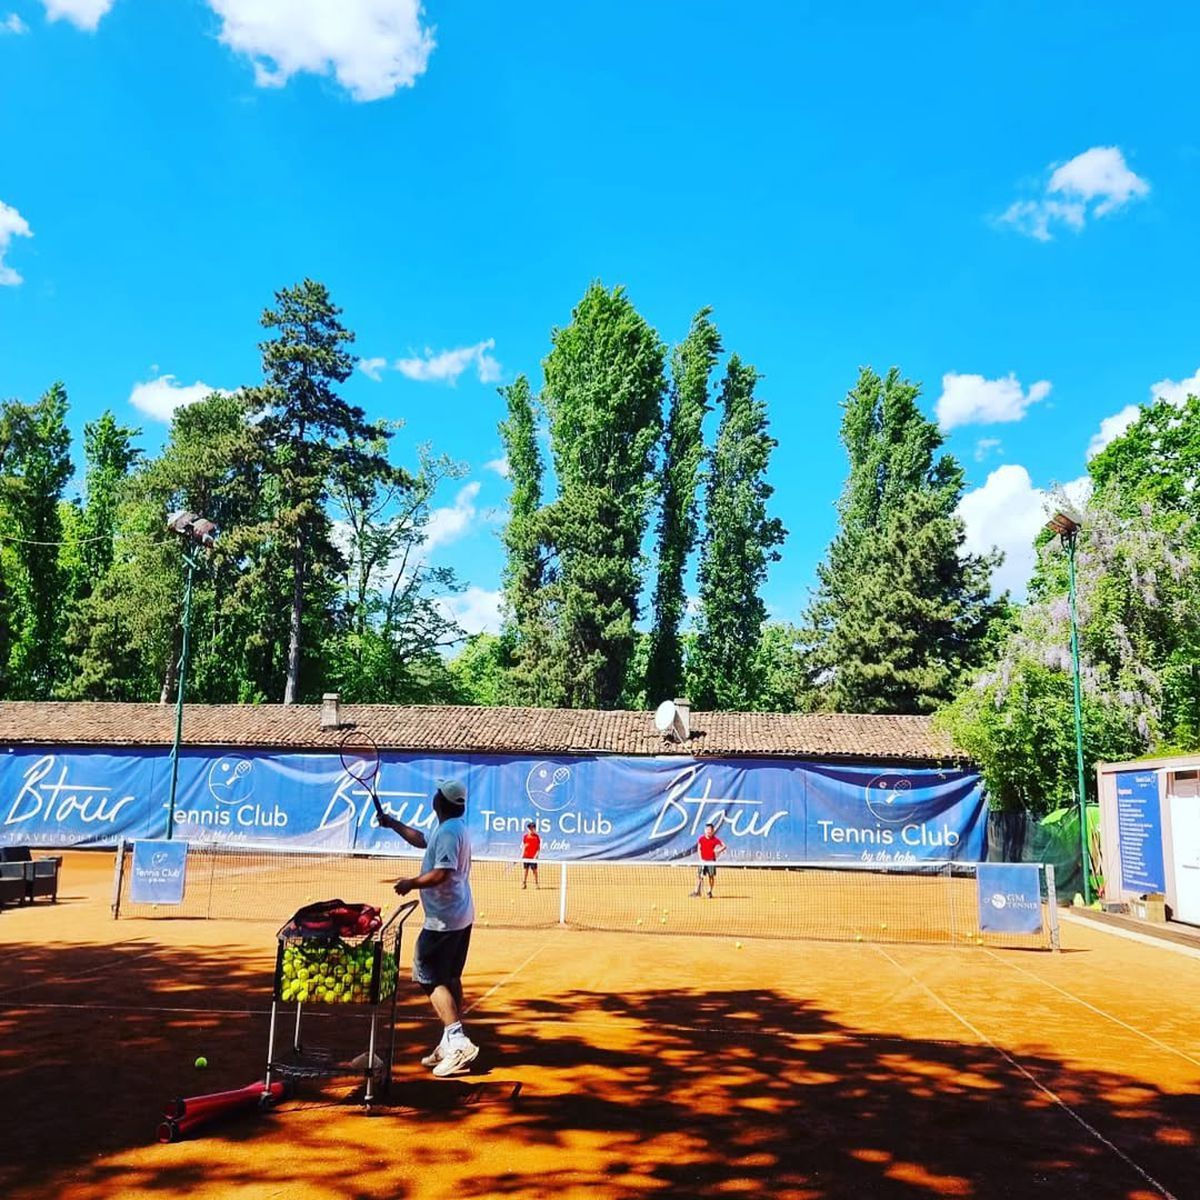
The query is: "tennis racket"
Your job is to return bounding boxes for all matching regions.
[339,729,382,807]
[545,765,570,792]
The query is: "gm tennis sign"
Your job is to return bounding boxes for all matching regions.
[976,864,1043,934]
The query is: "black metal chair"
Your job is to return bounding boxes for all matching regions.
[0,862,27,908]
[0,846,62,903]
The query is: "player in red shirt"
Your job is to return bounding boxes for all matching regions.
[691,821,726,898]
[521,820,541,890]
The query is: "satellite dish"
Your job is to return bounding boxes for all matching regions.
[654,700,688,742]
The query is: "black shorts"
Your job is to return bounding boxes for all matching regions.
[698,864,717,878]
[412,925,473,987]
[522,860,538,871]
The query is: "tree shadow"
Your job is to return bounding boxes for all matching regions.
[0,938,1197,1199]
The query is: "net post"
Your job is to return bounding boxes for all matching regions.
[1044,863,1061,952]
[558,862,568,926]
[111,839,127,919]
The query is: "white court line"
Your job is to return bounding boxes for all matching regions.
[872,944,1179,1200]
[462,933,558,1018]
[982,946,1200,1071]
[1059,910,1200,961]
[3,943,158,997]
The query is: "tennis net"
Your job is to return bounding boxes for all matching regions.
[112,842,1059,950]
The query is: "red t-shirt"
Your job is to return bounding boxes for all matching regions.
[522,830,541,860]
[698,834,724,862]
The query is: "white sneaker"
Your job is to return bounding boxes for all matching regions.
[420,1043,445,1068]
[431,1039,479,1077]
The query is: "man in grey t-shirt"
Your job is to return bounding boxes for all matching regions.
[373,778,478,1077]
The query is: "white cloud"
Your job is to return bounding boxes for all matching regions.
[936,372,1051,430]
[357,356,388,382]
[129,374,232,421]
[395,339,502,385]
[438,586,503,636]
[2,13,29,33]
[1087,404,1142,458]
[484,457,510,479]
[41,0,115,30]
[958,465,1090,597]
[424,482,481,552]
[999,146,1149,241]
[0,200,32,286]
[974,438,1002,462]
[1148,367,1200,407]
[207,0,435,102]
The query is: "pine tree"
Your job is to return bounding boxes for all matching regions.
[691,356,786,709]
[645,308,722,705]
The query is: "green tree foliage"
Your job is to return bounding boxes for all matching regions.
[75,412,141,599]
[325,442,466,702]
[540,283,666,707]
[645,308,722,704]
[248,279,391,704]
[2,384,73,696]
[804,367,1000,714]
[497,375,558,704]
[940,494,1200,810]
[447,632,516,706]
[691,356,786,710]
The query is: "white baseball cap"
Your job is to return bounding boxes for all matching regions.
[436,779,467,809]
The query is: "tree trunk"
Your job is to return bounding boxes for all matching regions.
[284,531,304,704]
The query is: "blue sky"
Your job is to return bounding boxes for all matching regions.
[2,1,1199,637]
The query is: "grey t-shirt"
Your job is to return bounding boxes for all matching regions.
[419,816,475,931]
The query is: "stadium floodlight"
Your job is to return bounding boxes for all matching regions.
[166,509,218,547]
[1045,510,1090,904]
[164,511,218,839]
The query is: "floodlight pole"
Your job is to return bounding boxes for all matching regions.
[165,550,200,841]
[1062,525,1091,904]
[163,510,218,841]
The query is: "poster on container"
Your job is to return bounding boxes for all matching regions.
[1115,770,1165,893]
[0,746,987,865]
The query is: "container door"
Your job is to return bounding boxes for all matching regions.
[1169,793,1200,926]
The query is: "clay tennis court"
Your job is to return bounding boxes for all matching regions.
[2,852,1198,1200]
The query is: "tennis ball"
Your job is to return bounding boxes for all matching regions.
[855,933,863,942]
[635,918,643,926]
[194,1056,208,1069]
[735,941,743,950]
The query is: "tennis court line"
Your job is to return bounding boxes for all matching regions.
[982,946,1200,1071]
[872,944,1179,1200]
[462,932,558,1019]
[3,941,157,997]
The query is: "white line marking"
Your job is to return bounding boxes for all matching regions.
[982,946,1200,1070]
[462,935,557,1017]
[872,944,1179,1200]
[3,943,158,996]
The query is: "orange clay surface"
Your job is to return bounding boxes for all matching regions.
[1,851,1198,1200]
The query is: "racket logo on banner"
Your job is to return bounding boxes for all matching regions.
[989,892,1008,910]
[863,774,922,824]
[526,762,575,812]
[207,757,255,806]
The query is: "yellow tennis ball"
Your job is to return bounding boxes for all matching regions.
[855,933,863,942]
[735,941,743,950]
[194,1056,208,1069]
[635,918,643,926]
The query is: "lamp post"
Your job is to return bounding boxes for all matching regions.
[1046,510,1091,904]
[164,511,218,840]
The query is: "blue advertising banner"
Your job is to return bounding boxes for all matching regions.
[129,840,188,905]
[977,863,1043,933]
[0,746,987,865]
[1115,770,1165,892]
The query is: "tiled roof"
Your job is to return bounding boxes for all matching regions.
[0,702,964,763]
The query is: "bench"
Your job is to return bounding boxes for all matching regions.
[0,863,25,908]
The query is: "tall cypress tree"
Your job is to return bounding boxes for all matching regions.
[645,308,722,704]
[691,356,786,710]
[76,411,141,597]
[541,283,666,708]
[803,366,1000,713]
